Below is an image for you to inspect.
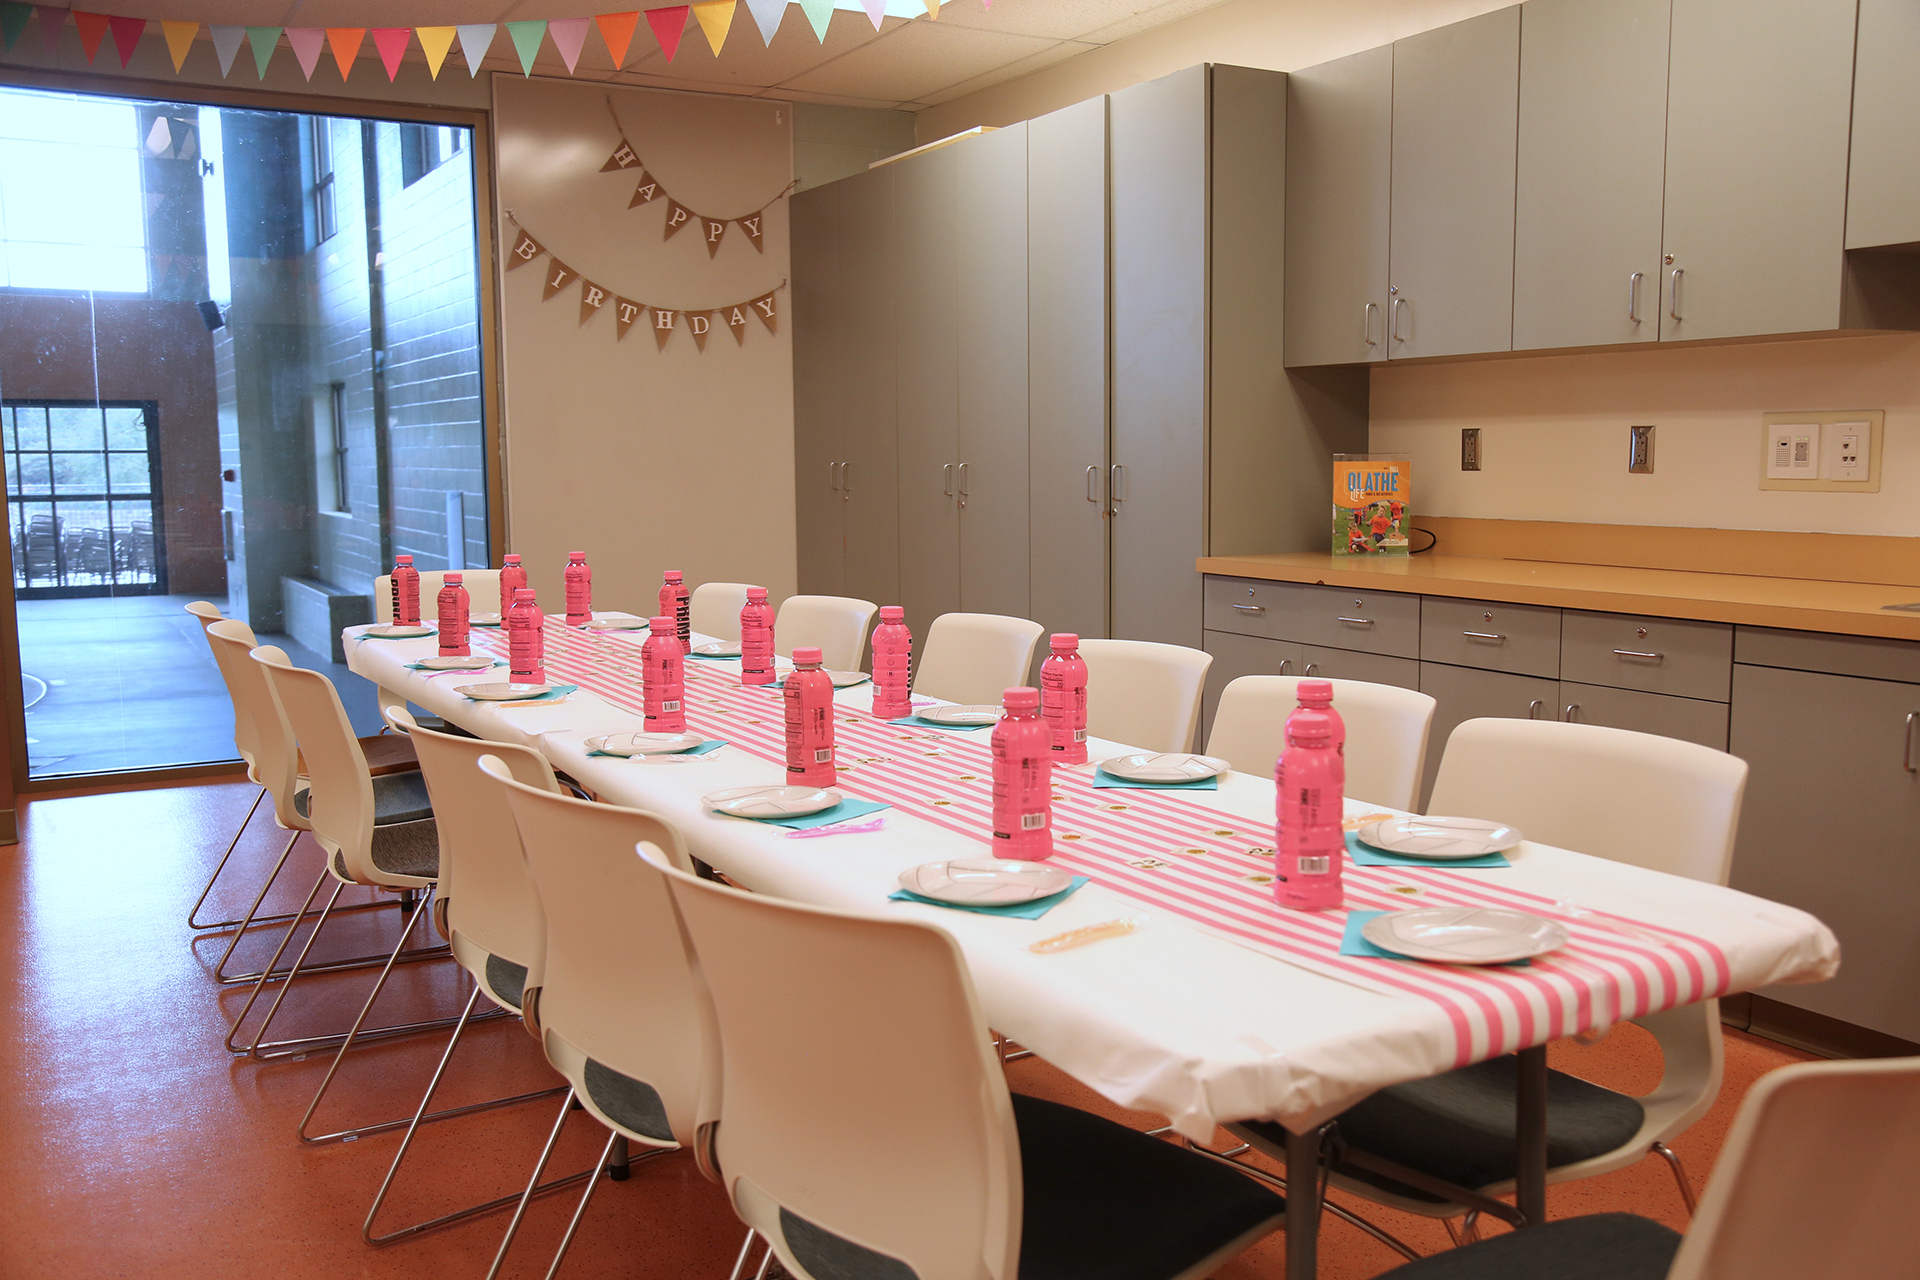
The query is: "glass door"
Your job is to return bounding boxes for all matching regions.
[4,400,165,597]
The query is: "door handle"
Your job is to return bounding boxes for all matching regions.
[1390,297,1408,343]
[1303,663,1320,677]
[943,463,954,497]
[1278,659,1294,676]
[1461,630,1506,643]
[1905,711,1918,773]
[1527,699,1546,720]
[1085,465,1100,503]
[1612,648,1663,662]
[1336,616,1374,627]
[1232,603,1266,614]
[829,461,841,491]
[1563,704,1580,723]
[1109,464,1128,510]
[1668,268,1683,320]
[1628,272,1643,323]
[841,461,851,499]
[1364,302,1379,347]
[957,462,969,509]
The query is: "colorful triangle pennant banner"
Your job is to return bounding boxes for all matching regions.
[417,26,456,79]
[596,10,639,65]
[285,26,324,79]
[505,19,545,75]
[646,5,689,61]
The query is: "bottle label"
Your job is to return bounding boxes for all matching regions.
[814,748,833,763]
[1073,729,1087,742]
[1020,811,1048,831]
[663,700,680,713]
[1298,856,1331,875]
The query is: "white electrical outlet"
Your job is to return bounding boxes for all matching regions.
[1765,425,1819,480]
[1823,421,1871,481]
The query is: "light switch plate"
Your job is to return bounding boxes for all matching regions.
[1759,410,1884,492]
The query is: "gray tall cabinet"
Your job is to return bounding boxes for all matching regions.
[793,65,1367,651]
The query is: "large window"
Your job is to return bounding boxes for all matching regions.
[0,86,147,292]
[3,401,163,596]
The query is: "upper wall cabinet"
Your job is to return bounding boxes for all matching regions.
[1387,6,1520,360]
[1660,0,1858,342]
[1847,0,1920,250]
[1512,0,1669,351]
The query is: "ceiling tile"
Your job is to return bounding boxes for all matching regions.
[928,0,1200,42]
[778,20,1062,104]
[912,38,1096,106]
[1073,0,1234,45]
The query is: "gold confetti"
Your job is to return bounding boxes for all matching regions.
[1245,873,1274,884]
[932,799,953,806]
[1211,829,1235,837]
[1128,857,1168,870]
[1105,804,1130,811]
[1390,885,1423,896]
[1061,834,1083,841]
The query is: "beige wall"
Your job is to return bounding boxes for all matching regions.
[493,76,797,612]
[1370,334,1920,537]
[917,0,1511,141]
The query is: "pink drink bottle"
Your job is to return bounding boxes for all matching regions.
[991,687,1055,860]
[740,587,776,686]
[1039,633,1090,765]
[436,572,471,657]
[642,616,686,733]
[507,587,545,684]
[870,606,913,719]
[660,570,691,654]
[783,647,837,785]
[1289,678,1346,792]
[1274,708,1345,911]
[498,554,527,619]
[564,551,592,626]
[391,555,420,625]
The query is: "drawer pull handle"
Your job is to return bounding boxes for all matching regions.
[1336,616,1374,626]
[1278,660,1294,676]
[1232,603,1267,614]
[1563,704,1581,723]
[1906,712,1918,774]
[1462,630,1507,642]
[1527,699,1546,720]
[1303,663,1320,677]
[1612,648,1664,661]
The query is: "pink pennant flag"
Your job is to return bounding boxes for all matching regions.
[35,6,63,57]
[284,27,324,80]
[646,5,689,61]
[547,15,589,72]
[371,26,410,80]
[72,10,109,61]
[862,0,885,30]
[106,14,144,67]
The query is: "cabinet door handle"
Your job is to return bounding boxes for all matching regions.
[1612,648,1664,662]
[1303,663,1320,676]
[1462,630,1507,642]
[841,461,852,498]
[1906,712,1918,773]
[1109,463,1128,509]
[1278,659,1294,676]
[1563,703,1581,723]
[1232,603,1266,614]
[1085,465,1100,503]
[1390,297,1408,342]
[957,461,969,508]
[1336,616,1374,627]
[1668,268,1683,320]
[1628,271,1643,323]
[1527,699,1546,720]
[1364,302,1379,347]
[942,463,953,496]
[829,461,842,491]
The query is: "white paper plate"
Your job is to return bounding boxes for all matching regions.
[826,670,871,688]
[414,654,497,671]
[702,785,841,819]
[691,641,741,657]
[585,731,704,757]
[470,612,502,626]
[365,624,434,638]
[897,858,1073,906]
[916,704,1002,727]
[1358,816,1524,859]
[457,682,554,702]
[1363,907,1568,965]
[582,617,649,631]
[1098,753,1230,784]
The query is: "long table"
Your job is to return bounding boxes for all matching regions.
[348,616,1838,1273]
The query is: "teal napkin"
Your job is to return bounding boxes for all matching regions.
[357,627,436,641]
[1091,768,1218,791]
[1345,830,1509,869]
[720,797,890,830]
[1343,909,1530,966]
[890,875,1090,920]
[405,657,504,672]
[589,739,727,758]
[887,715,991,733]
[464,682,578,704]
[687,650,741,661]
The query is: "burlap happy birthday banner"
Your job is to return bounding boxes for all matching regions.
[507,221,780,354]
[601,99,795,260]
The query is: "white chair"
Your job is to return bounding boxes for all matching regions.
[1078,637,1214,754]
[185,600,269,931]
[1227,717,1750,1234]
[1367,1054,1920,1280]
[640,844,1285,1280]
[229,648,450,1061]
[483,763,706,1280]
[689,581,759,642]
[1205,674,1436,809]
[374,567,503,622]
[774,594,878,671]
[911,612,1046,706]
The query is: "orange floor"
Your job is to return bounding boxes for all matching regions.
[0,777,1816,1279]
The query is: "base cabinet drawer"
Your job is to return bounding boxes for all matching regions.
[1418,662,1562,809]
[1297,585,1421,657]
[1420,596,1561,677]
[1203,577,1304,641]
[1558,680,1729,751]
[1200,630,1303,744]
[1561,610,1732,701]
[1299,644,1420,691]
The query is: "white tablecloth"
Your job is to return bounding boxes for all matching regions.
[348,619,1839,1139]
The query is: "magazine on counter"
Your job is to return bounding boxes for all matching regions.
[1332,454,1411,556]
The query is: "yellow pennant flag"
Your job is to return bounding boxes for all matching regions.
[924,0,939,15]
[692,0,735,55]
[416,26,456,78]
[161,20,197,70]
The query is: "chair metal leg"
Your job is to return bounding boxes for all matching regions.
[542,1129,622,1280]
[752,1238,778,1280]
[1180,1131,1423,1262]
[188,787,266,929]
[210,829,303,981]
[488,1091,582,1280]
[1652,1141,1699,1215]
[225,864,335,1053]
[728,1230,763,1280]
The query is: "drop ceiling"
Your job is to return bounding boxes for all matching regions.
[74,0,1235,111]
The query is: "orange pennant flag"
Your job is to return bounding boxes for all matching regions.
[326,28,365,79]
[161,20,197,70]
[417,26,456,78]
[595,11,639,66]
[72,10,109,62]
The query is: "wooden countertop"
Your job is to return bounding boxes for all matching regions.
[1196,551,1920,642]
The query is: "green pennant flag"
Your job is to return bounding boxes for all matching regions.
[246,26,280,77]
[798,0,833,42]
[505,19,545,75]
[0,3,32,50]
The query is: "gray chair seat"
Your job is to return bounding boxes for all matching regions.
[1371,1212,1680,1280]
[294,769,433,826]
[1243,1056,1645,1202]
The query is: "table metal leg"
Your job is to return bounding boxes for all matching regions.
[1284,1123,1323,1279]
[1515,1045,1549,1227]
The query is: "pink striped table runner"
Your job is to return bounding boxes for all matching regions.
[478,622,1733,1067]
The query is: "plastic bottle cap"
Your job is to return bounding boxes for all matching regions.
[445,572,462,583]
[503,555,520,564]
[880,606,904,623]
[1050,633,1079,650]
[1002,686,1039,711]
[513,588,535,601]
[664,570,683,582]
[1298,678,1334,704]
[793,647,823,666]
[569,552,585,560]
[746,587,768,602]
[396,555,412,565]
[1286,707,1334,746]
[649,615,674,632]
